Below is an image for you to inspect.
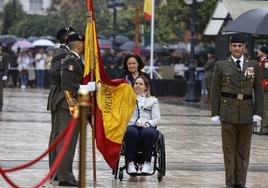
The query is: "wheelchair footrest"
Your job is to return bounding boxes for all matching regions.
[126,171,155,176]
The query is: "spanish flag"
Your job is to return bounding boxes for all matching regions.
[84,0,136,170]
[144,0,152,21]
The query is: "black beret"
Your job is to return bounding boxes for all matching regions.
[56,27,75,41]
[230,34,247,43]
[260,46,268,54]
[66,33,85,44]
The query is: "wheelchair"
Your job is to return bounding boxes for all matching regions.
[114,129,166,182]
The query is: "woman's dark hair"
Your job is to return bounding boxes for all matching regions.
[133,75,151,97]
[122,53,145,72]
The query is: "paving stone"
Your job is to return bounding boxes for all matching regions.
[1,88,268,188]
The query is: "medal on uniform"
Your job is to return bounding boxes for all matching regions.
[244,67,254,79]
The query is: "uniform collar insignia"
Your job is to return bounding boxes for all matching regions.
[68,64,74,72]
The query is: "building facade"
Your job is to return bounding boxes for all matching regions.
[0,0,51,15]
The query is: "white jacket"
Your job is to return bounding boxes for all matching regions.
[128,96,161,127]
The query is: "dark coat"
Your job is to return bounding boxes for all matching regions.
[47,45,70,111]
[60,52,84,110]
[0,52,9,78]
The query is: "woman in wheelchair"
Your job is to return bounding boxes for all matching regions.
[124,75,161,174]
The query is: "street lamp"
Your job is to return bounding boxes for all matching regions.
[107,0,125,49]
[184,0,204,102]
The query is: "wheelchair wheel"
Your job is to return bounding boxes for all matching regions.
[119,171,123,181]
[157,172,163,182]
[158,133,166,176]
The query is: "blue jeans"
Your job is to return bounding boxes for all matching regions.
[20,70,28,86]
[36,70,45,88]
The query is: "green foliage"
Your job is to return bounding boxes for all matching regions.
[0,0,218,42]
[1,0,25,34]
[9,15,64,37]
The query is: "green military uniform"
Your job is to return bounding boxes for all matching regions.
[57,51,84,183]
[0,49,9,111]
[47,44,71,171]
[259,56,268,133]
[211,56,264,187]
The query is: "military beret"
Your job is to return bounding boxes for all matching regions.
[260,46,268,54]
[56,27,75,41]
[230,34,247,43]
[66,33,85,44]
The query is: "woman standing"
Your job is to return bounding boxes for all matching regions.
[119,54,149,83]
[124,75,161,174]
[119,53,155,95]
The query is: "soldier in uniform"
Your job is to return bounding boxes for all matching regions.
[257,46,268,134]
[57,33,95,187]
[0,44,9,112]
[47,27,75,180]
[210,34,264,188]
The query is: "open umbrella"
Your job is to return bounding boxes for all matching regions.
[98,39,112,49]
[119,41,145,52]
[0,35,17,44]
[223,8,268,36]
[146,43,170,55]
[12,40,34,49]
[33,39,55,47]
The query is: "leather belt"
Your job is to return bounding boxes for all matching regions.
[221,92,252,100]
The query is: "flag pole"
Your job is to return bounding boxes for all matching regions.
[149,0,155,79]
[86,0,97,184]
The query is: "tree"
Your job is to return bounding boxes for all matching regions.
[1,0,25,34]
[154,0,218,44]
[9,15,64,37]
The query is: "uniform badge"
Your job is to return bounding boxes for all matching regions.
[265,62,268,69]
[244,67,254,79]
[68,64,74,71]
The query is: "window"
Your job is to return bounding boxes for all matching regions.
[30,0,43,11]
[0,0,4,10]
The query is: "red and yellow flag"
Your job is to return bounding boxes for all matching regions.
[84,0,136,170]
[144,0,152,21]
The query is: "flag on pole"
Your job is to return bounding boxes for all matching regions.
[144,0,152,21]
[84,0,136,170]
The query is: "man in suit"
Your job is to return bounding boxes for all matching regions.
[47,27,75,180]
[257,46,268,135]
[57,33,96,187]
[0,44,9,112]
[210,34,264,188]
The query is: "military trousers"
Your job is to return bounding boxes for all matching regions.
[221,122,252,186]
[48,109,61,169]
[56,107,80,182]
[261,92,268,132]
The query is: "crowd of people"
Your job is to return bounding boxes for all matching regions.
[1,26,268,188]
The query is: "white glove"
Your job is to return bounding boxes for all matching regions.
[2,75,7,81]
[211,116,221,124]
[79,82,96,92]
[253,115,262,126]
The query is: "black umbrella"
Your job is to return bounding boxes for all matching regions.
[119,41,145,52]
[0,35,17,44]
[223,8,268,36]
[111,35,130,45]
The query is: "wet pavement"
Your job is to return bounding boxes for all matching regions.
[1,88,268,188]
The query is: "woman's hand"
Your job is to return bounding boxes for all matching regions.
[136,122,147,128]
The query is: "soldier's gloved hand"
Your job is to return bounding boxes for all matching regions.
[2,75,7,81]
[253,115,262,126]
[79,82,96,92]
[211,116,221,125]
